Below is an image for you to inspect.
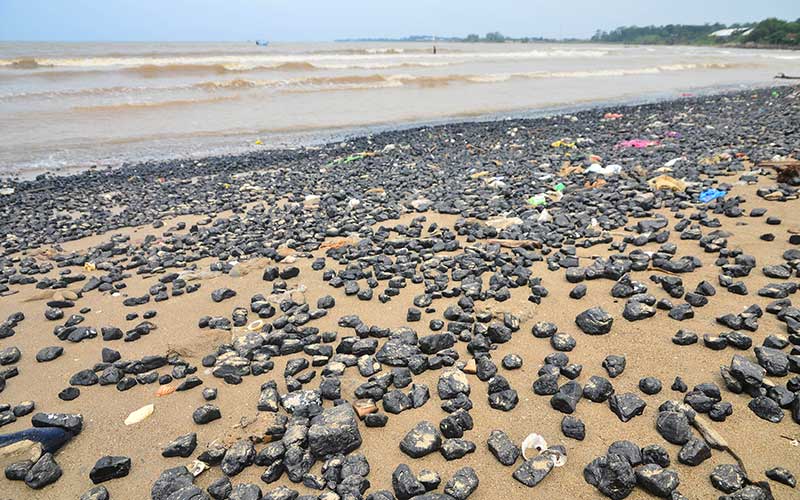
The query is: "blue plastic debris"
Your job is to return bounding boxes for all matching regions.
[0,427,74,454]
[699,188,726,203]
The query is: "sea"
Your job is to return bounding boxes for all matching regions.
[0,41,797,175]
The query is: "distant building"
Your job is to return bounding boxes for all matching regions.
[708,27,753,38]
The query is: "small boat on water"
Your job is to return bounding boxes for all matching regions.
[255,40,269,47]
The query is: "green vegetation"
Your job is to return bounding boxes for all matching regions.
[743,18,800,46]
[591,18,800,47]
[591,24,729,45]
[463,32,555,43]
[465,32,507,43]
[338,18,800,48]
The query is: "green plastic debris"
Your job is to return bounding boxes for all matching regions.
[527,194,547,206]
[325,152,372,167]
[554,182,565,192]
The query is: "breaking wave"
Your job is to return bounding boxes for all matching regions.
[196,63,742,92]
[1,62,740,101]
[0,48,611,75]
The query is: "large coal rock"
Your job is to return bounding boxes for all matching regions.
[308,404,362,458]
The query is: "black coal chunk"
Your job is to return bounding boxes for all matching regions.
[89,456,131,484]
[512,454,554,487]
[487,429,519,466]
[399,421,442,458]
[584,453,636,500]
[575,307,613,335]
[24,453,62,489]
[308,403,362,458]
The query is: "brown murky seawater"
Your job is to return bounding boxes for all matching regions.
[0,41,797,174]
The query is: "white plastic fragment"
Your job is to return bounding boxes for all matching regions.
[586,164,622,176]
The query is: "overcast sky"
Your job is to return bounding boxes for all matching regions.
[1,0,797,42]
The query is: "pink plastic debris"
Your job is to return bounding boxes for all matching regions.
[616,139,659,149]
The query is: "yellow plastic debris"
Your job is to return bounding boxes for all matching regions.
[83,262,96,272]
[255,139,263,145]
[647,175,686,192]
[550,139,576,149]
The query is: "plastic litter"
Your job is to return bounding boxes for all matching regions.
[550,139,576,149]
[0,187,14,196]
[617,139,659,149]
[188,459,209,477]
[558,163,584,176]
[586,164,622,176]
[647,175,686,192]
[699,188,726,203]
[527,194,547,206]
[603,112,623,120]
[554,182,566,192]
[124,404,154,425]
[0,427,73,455]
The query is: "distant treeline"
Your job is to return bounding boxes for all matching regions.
[591,18,800,46]
[339,18,800,47]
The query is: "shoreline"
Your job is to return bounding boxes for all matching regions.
[1,80,793,183]
[0,83,798,500]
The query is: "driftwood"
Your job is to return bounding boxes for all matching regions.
[692,415,747,476]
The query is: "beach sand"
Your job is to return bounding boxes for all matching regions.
[0,87,799,499]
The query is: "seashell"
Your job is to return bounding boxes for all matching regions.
[124,404,154,425]
[521,433,548,461]
[542,448,567,467]
[156,385,176,397]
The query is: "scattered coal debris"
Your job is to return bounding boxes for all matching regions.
[0,86,799,498]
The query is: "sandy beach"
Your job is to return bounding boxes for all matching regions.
[1,85,799,500]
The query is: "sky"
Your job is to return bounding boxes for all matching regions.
[0,0,797,42]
